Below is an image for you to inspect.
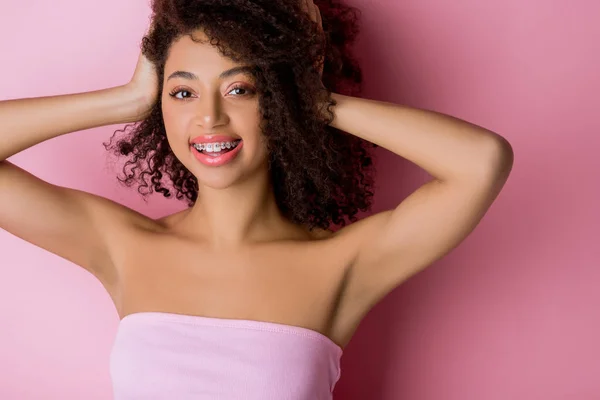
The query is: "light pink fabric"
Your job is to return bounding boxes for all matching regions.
[109,312,343,399]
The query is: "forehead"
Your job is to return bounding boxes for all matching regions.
[165,30,247,78]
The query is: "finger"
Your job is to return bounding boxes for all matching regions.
[301,0,309,13]
[315,7,322,29]
[306,0,318,23]
[310,1,322,30]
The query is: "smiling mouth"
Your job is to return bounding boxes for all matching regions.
[192,140,242,157]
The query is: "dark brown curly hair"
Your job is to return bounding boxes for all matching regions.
[104,0,376,231]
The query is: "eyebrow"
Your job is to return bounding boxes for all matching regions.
[166,66,254,82]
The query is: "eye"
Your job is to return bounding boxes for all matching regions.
[228,85,255,97]
[169,89,192,100]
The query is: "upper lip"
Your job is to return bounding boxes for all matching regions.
[190,134,242,145]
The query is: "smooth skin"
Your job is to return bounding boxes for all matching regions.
[0,1,513,349]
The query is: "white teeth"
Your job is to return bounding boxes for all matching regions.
[194,140,240,153]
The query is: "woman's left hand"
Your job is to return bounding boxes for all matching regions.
[301,0,325,78]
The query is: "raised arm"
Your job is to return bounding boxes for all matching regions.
[331,93,514,315]
[0,53,157,278]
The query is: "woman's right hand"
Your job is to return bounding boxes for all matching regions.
[124,52,160,121]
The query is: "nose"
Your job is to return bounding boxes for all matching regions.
[195,91,228,130]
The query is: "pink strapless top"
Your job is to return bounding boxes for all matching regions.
[109,312,343,399]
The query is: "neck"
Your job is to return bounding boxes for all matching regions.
[183,169,292,248]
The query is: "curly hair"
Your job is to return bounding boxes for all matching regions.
[104,0,376,231]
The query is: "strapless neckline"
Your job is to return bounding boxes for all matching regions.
[119,311,344,354]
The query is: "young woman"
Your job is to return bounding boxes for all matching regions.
[0,0,513,398]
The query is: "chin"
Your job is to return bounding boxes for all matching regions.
[194,171,244,191]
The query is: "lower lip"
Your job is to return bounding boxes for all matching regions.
[191,141,244,167]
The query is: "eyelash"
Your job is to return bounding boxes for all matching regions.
[168,85,255,101]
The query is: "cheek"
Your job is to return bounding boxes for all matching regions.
[162,105,192,139]
[243,122,268,157]
[251,134,270,167]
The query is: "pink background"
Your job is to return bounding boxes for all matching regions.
[1,0,598,399]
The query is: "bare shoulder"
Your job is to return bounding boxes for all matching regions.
[329,213,391,243]
[307,216,393,346]
[74,193,166,275]
[0,160,161,280]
